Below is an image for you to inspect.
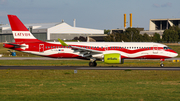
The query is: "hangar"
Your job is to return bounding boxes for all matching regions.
[0,20,104,42]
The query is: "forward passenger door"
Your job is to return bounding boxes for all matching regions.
[153,45,158,54]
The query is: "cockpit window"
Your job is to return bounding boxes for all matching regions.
[163,47,172,50]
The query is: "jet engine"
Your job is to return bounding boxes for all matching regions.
[102,53,124,64]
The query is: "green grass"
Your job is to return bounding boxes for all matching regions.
[0,70,180,101]
[0,59,180,67]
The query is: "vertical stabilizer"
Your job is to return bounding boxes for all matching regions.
[8,15,42,43]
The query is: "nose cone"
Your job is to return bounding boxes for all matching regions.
[172,51,178,57]
[174,52,178,57]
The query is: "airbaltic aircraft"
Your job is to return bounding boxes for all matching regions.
[3,15,178,67]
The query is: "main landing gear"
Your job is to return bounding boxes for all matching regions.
[160,59,165,67]
[89,61,97,67]
[89,57,97,67]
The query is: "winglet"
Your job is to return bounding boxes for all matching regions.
[58,38,69,46]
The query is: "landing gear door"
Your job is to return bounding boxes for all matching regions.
[153,45,158,54]
[39,44,44,52]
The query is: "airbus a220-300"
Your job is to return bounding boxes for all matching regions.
[3,15,178,67]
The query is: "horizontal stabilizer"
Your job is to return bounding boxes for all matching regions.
[7,43,26,47]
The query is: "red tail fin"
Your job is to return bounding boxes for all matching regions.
[8,15,42,43]
[8,15,29,31]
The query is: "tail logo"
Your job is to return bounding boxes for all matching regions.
[12,31,35,39]
[15,32,31,36]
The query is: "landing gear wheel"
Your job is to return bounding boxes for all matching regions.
[160,64,164,67]
[89,61,97,67]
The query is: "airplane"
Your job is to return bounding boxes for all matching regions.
[3,15,178,67]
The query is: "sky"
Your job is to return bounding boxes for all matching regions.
[0,0,180,30]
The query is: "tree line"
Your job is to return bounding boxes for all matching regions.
[104,26,180,43]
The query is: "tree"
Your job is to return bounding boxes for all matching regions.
[124,28,140,42]
[152,33,161,42]
[143,33,151,42]
[162,29,179,42]
[104,29,110,34]
[104,28,143,42]
[104,32,130,42]
[169,26,180,41]
[79,36,87,42]
[138,34,144,42]
[73,37,79,40]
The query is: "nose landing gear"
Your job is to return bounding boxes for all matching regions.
[160,59,165,67]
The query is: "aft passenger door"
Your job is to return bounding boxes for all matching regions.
[39,44,44,52]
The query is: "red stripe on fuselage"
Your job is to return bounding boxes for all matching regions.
[47,53,79,58]
[46,53,171,59]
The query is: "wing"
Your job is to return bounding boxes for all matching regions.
[58,38,102,58]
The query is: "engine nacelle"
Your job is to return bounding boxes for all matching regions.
[102,53,123,64]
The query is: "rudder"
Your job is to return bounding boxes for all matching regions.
[8,15,42,43]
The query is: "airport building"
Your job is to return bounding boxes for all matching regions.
[0,20,104,42]
[140,18,180,38]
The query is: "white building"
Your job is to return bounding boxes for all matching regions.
[47,22,103,40]
[0,21,104,42]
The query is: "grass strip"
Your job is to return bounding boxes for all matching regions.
[0,70,180,101]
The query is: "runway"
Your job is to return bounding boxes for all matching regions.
[0,66,180,70]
